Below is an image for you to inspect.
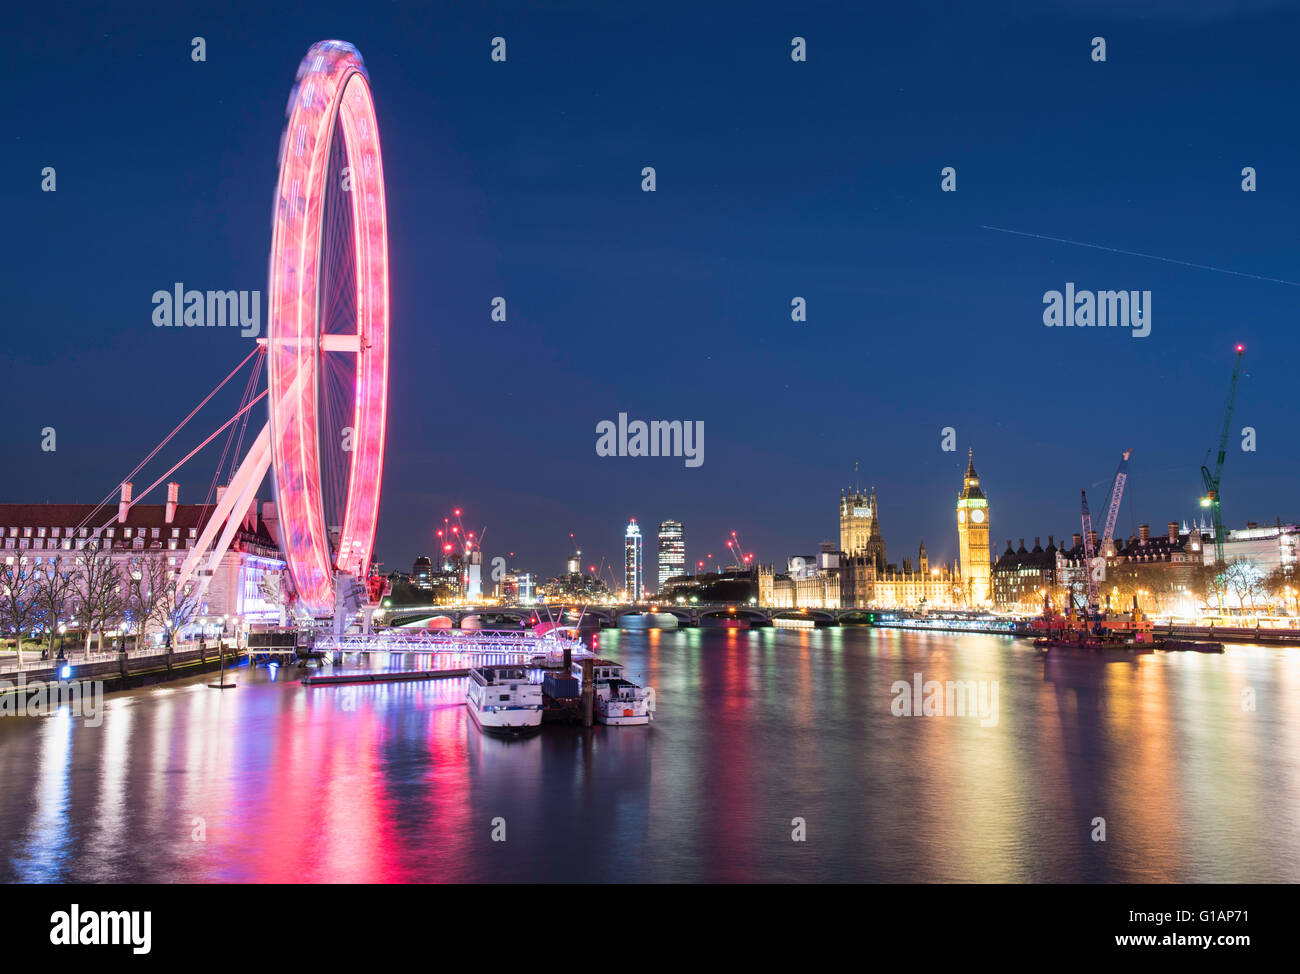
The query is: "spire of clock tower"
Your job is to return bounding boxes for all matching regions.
[960,449,985,501]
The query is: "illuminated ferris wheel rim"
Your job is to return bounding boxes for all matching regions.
[266,40,390,616]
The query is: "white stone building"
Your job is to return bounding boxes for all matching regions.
[0,482,287,639]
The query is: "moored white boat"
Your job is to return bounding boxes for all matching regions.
[466,665,543,733]
[572,658,655,726]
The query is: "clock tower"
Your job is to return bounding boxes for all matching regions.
[956,449,991,605]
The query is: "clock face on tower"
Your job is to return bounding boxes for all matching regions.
[972,509,985,524]
[958,510,965,523]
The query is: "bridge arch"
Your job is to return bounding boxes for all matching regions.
[771,608,838,624]
[697,607,769,624]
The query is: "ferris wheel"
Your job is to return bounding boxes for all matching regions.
[266,40,390,616]
[169,41,390,619]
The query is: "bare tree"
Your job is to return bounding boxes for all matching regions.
[1189,562,1229,615]
[0,557,41,672]
[32,555,79,658]
[120,553,171,652]
[76,541,125,656]
[146,553,200,650]
[1262,565,1295,615]
[1223,558,1263,615]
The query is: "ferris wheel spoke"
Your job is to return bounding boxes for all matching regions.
[320,333,361,353]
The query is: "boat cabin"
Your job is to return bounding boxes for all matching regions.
[571,659,625,682]
[470,666,529,686]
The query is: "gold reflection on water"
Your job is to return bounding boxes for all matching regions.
[1104,658,1180,880]
[2,635,1297,882]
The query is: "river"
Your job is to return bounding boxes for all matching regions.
[1,626,1297,882]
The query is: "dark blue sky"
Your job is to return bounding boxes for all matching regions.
[6,0,1299,581]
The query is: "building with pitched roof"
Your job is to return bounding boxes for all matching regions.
[0,481,287,642]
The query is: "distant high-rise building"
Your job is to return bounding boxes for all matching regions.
[566,549,582,576]
[464,548,482,600]
[502,570,536,603]
[658,520,685,591]
[625,518,643,601]
[412,555,433,590]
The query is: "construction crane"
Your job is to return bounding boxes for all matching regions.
[726,530,753,568]
[1201,345,1245,564]
[1099,449,1133,560]
[1075,451,1132,621]
[1080,489,1101,618]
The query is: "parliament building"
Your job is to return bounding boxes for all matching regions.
[837,484,963,610]
[759,452,993,610]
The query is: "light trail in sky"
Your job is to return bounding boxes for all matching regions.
[982,224,1300,287]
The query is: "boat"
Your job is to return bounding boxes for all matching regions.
[1032,621,1158,654]
[1156,639,1225,654]
[1033,634,1153,655]
[465,665,543,734]
[1032,593,1158,655]
[571,658,655,725]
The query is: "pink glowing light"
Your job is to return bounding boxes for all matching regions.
[267,40,390,616]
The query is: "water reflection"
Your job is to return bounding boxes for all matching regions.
[0,629,1296,882]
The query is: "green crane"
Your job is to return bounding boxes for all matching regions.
[1200,344,1245,564]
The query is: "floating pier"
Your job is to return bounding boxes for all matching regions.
[773,617,817,630]
[302,669,469,686]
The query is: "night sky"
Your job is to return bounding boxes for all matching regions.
[6,0,1299,583]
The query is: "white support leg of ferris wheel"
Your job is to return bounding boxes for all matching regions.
[195,427,274,610]
[174,424,272,610]
[176,340,360,614]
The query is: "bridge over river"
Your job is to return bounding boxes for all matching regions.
[379,603,1019,631]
